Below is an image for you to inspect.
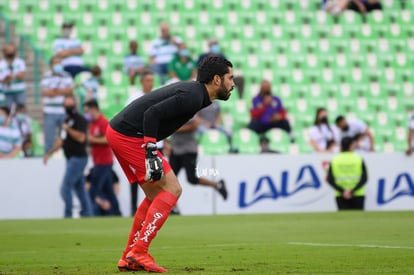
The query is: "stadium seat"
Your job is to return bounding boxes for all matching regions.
[231,128,261,154]
[264,129,291,154]
[198,129,229,155]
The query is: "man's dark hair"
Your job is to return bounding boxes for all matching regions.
[335,115,345,125]
[0,106,10,116]
[16,104,26,111]
[84,99,99,110]
[197,56,232,84]
[91,65,101,77]
[341,137,354,152]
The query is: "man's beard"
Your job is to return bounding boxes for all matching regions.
[217,83,232,101]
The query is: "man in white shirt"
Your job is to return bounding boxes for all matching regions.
[406,114,414,155]
[149,22,182,85]
[124,41,146,85]
[335,115,374,152]
[0,106,21,159]
[0,43,26,108]
[52,22,88,78]
[125,70,155,106]
[41,56,74,153]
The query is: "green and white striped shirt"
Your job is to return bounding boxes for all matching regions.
[0,58,26,94]
[0,124,21,154]
[41,71,74,114]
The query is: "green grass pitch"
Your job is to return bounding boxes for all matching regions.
[1,211,414,274]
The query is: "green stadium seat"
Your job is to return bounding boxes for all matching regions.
[265,129,291,154]
[198,129,229,155]
[232,128,261,154]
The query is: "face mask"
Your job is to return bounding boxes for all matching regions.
[84,113,93,122]
[53,64,64,74]
[65,106,76,116]
[319,116,328,124]
[210,44,221,54]
[62,29,71,38]
[5,52,15,59]
[179,49,189,57]
[342,125,350,132]
[0,115,5,125]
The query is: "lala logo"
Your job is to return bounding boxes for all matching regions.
[377,173,414,205]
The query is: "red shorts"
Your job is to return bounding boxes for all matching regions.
[106,126,171,185]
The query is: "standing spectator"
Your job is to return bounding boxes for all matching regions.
[84,99,121,216]
[14,104,33,157]
[0,43,26,108]
[309,107,340,153]
[125,70,154,106]
[53,22,88,78]
[43,95,92,218]
[196,101,231,140]
[124,41,146,85]
[168,44,197,81]
[327,137,368,210]
[149,22,182,85]
[197,38,226,65]
[0,106,21,158]
[41,56,74,154]
[82,65,102,101]
[248,79,293,138]
[169,119,228,205]
[406,114,414,156]
[335,115,374,152]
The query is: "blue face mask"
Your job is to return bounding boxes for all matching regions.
[53,64,64,74]
[179,49,189,57]
[0,115,5,125]
[84,112,93,122]
[210,44,221,54]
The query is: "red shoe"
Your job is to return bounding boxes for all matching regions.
[117,257,143,272]
[126,251,167,273]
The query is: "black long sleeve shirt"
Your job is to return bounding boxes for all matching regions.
[110,81,211,141]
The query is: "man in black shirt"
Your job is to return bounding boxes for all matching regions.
[107,56,234,273]
[43,95,92,218]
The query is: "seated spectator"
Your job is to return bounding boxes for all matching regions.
[168,44,197,81]
[247,80,293,139]
[0,43,26,108]
[123,40,146,85]
[82,65,102,101]
[335,115,374,152]
[125,70,154,106]
[309,107,340,153]
[53,22,88,78]
[321,0,351,15]
[14,104,33,157]
[197,39,226,65]
[322,0,381,15]
[0,106,21,158]
[41,56,74,154]
[196,101,231,141]
[149,22,182,85]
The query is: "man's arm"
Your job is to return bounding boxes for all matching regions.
[57,47,84,58]
[0,145,21,159]
[64,122,86,143]
[327,165,345,193]
[351,0,367,13]
[43,137,63,165]
[351,161,368,194]
[364,128,375,151]
[176,119,198,133]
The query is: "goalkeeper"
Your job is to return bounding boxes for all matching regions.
[106,56,235,273]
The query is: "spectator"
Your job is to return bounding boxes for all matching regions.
[84,99,121,216]
[197,39,226,65]
[53,22,88,78]
[327,137,368,210]
[248,79,293,138]
[321,0,351,15]
[0,43,26,108]
[41,56,74,154]
[168,44,197,82]
[335,115,374,152]
[347,0,382,14]
[125,70,154,106]
[196,101,231,140]
[43,95,92,218]
[0,106,21,158]
[82,65,102,101]
[149,22,182,85]
[85,168,121,216]
[14,104,33,157]
[124,41,146,85]
[406,113,414,156]
[169,119,228,213]
[309,107,340,153]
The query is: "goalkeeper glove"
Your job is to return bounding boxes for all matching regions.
[144,141,164,181]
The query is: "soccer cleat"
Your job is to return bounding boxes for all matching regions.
[217,180,228,200]
[126,251,168,273]
[117,257,143,272]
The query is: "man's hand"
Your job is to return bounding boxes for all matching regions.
[43,153,50,165]
[263,94,273,106]
[406,148,412,156]
[342,190,353,200]
[144,142,164,181]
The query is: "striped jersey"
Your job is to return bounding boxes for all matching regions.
[53,38,84,66]
[0,124,22,154]
[41,71,74,114]
[123,54,145,73]
[149,36,182,64]
[0,58,26,94]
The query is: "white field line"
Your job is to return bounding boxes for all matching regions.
[288,242,414,250]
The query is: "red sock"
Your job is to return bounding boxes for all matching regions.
[132,190,178,254]
[121,197,152,259]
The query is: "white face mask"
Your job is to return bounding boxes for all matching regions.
[62,29,72,38]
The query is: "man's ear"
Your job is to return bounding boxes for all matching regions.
[213,75,221,86]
